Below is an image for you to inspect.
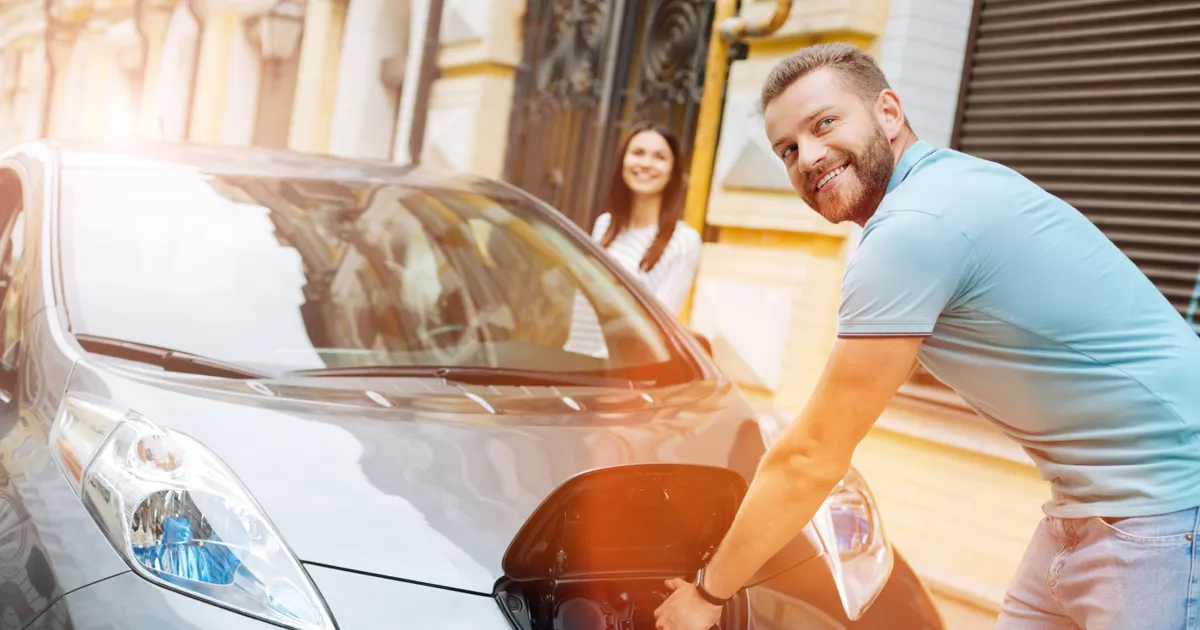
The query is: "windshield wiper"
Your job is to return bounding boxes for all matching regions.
[75,334,270,380]
[288,365,644,388]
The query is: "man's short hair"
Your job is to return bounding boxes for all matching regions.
[760,42,895,111]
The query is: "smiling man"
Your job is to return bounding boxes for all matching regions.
[654,43,1200,629]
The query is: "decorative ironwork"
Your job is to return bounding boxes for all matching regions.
[504,0,717,230]
[635,0,708,111]
[629,0,714,172]
[531,0,609,114]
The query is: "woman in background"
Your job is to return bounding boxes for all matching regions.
[591,121,702,317]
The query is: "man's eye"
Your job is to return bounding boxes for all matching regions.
[819,118,835,128]
[781,146,796,159]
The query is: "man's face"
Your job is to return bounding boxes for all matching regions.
[764,68,898,225]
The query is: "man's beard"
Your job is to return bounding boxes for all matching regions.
[801,124,894,224]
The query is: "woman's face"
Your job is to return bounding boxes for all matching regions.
[621,130,674,197]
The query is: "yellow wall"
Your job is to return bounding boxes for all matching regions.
[420,0,523,176]
[424,72,515,178]
[696,229,848,410]
[694,0,877,418]
[853,402,1047,625]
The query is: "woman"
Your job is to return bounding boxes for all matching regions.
[591,122,702,317]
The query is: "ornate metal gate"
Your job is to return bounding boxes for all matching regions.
[502,0,718,230]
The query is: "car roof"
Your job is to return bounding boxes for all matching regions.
[2,139,505,193]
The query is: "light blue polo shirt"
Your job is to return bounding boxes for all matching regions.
[840,140,1200,518]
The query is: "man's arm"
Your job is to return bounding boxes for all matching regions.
[701,335,923,599]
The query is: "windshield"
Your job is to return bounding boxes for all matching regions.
[58,168,696,384]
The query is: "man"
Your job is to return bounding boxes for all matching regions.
[654,42,1200,629]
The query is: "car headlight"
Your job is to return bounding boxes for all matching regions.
[49,393,335,630]
[756,408,893,620]
[814,467,893,621]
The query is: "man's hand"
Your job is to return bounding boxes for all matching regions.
[652,578,722,630]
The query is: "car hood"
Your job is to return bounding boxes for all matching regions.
[65,360,770,594]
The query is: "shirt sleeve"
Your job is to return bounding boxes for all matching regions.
[838,211,977,338]
[590,213,611,242]
[651,226,702,317]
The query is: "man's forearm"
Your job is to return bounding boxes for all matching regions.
[695,337,924,600]
[700,438,843,599]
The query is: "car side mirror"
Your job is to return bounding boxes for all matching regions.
[689,330,712,357]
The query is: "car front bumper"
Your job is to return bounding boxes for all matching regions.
[28,565,511,630]
[28,557,941,630]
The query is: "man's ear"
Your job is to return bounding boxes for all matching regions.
[875,89,907,141]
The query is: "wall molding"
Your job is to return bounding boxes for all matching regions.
[876,398,1037,469]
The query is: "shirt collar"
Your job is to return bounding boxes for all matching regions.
[885,139,936,195]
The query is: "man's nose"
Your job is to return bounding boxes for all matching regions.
[798,140,828,173]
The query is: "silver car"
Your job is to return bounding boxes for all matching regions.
[0,141,943,629]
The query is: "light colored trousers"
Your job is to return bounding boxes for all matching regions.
[997,507,1200,629]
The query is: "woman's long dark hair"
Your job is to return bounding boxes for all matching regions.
[600,121,686,273]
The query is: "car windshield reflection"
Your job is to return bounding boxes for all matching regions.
[58,169,695,385]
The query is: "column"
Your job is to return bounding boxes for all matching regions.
[152,3,201,141]
[43,27,80,138]
[390,0,427,164]
[136,0,179,138]
[81,36,119,138]
[19,41,47,143]
[219,13,260,145]
[286,0,346,153]
[327,0,411,160]
[188,7,238,143]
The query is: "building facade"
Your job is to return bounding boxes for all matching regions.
[0,0,425,161]
[2,0,1196,628]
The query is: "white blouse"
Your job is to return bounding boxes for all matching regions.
[589,213,702,316]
